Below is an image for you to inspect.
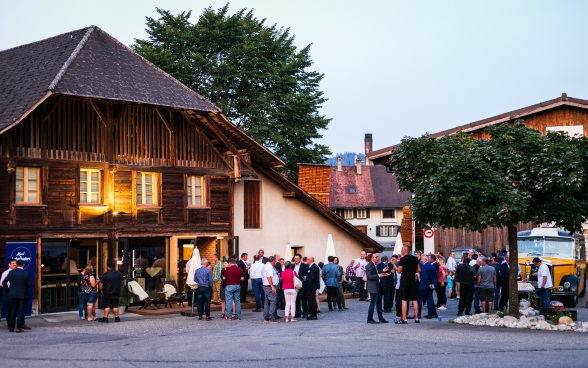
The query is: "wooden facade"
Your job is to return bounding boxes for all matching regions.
[0,96,233,233]
[368,95,588,254]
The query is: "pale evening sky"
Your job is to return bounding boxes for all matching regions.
[2,1,588,156]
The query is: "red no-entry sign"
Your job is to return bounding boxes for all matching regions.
[423,228,434,238]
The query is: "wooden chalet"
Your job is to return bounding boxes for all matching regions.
[366,93,588,255]
[0,26,381,314]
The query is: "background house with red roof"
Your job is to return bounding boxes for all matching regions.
[299,134,411,252]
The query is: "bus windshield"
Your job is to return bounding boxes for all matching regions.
[518,237,574,258]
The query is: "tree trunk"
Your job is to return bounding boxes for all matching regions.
[507,222,520,317]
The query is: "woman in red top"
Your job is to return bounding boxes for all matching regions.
[281,261,299,322]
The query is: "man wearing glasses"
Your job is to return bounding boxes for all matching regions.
[365,253,389,324]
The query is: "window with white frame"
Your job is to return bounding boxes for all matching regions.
[344,208,354,219]
[15,167,40,204]
[136,172,158,205]
[187,175,205,207]
[356,208,367,219]
[80,169,101,204]
[376,225,398,237]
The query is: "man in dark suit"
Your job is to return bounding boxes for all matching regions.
[294,254,309,318]
[274,254,285,312]
[237,253,250,303]
[305,256,320,320]
[377,256,393,313]
[366,253,388,324]
[499,255,510,310]
[2,260,32,332]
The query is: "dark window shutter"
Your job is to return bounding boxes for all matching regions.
[376,226,381,237]
[244,181,261,228]
[353,208,357,219]
[366,208,370,218]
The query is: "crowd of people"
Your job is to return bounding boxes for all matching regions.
[190,249,349,322]
[344,246,531,324]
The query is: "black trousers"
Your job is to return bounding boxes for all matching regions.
[295,288,305,316]
[435,282,447,306]
[306,288,317,317]
[395,288,403,316]
[457,283,474,315]
[380,285,393,311]
[7,298,27,331]
[239,278,249,303]
[499,282,509,310]
[326,286,342,310]
[356,277,366,299]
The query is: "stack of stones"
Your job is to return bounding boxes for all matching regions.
[452,308,588,332]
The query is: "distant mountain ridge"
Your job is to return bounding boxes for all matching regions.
[325,152,365,166]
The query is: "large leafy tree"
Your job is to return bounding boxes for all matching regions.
[133,5,330,181]
[389,122,588,316]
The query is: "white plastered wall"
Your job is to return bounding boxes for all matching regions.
[234,171,367,264]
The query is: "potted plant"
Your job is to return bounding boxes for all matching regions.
[118,297,130,314]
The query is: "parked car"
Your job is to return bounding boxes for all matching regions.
[450,248,473,263]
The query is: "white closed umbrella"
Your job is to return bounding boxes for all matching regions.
[393,232,403,255]
[186,246,201,286]
[285,242,293,261]
[325,233,336,263]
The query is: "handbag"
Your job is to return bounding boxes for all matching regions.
[82,285,93,294]
[293,274,302,290]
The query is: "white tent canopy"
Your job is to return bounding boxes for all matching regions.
[186,245,201,286]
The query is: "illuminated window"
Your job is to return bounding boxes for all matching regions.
[187,175,205,207]
[80,169,101,204]
[136,172,158,205]
[16,167,40,204]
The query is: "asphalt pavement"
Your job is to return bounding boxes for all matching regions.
[1,293,587,367]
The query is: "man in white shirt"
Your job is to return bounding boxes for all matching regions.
[446,251,457,299]
[262,256,280,323]
[249,255,265,312]
[354,251,368,301]
[532,257,553,308]
[1,259,17,287]
[1,258,17,326]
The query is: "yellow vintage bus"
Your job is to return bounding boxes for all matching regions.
[518,228,586,307]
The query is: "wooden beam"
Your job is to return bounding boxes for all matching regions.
[155,108,174,133]
[179,111,234,171]
[196,113,260,181]
[41,95,64,122]
[89,100,109,127]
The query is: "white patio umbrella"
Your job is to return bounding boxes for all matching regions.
[285,242,293,261]
[392,232,403,255]
[186,246,201,286]
[183,245,201,317]
[325,233,336,263]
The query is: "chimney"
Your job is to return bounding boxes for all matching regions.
[355,157,362,175]
[337,156,342,171]
[364,133,373,166]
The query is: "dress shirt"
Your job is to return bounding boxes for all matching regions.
[354,258,368,277]
[446,257,457,272]
[293,262,301,275]
[345,264,356,277]
[213,261,222,281]
[262,262,279,286]
[0,269,11,287]
[194,267,213,288]
[250,260,264,279]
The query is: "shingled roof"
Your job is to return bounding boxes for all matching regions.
[329,165,410,208]
[367,94,588,165]
[0,25,219,135]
